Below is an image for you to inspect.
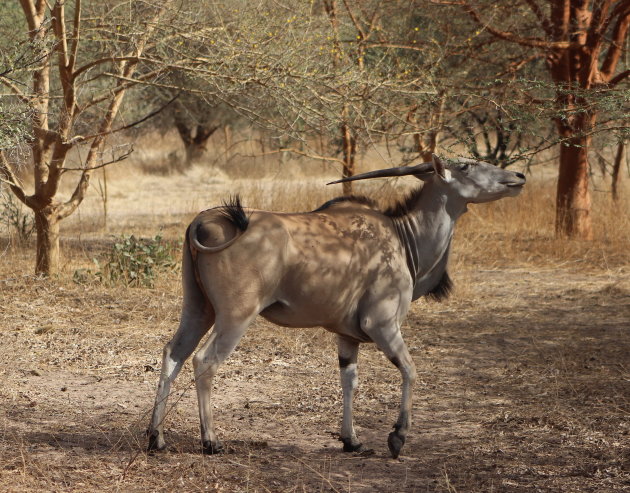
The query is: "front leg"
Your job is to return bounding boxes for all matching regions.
[366,324,416,459]
[337,336,364,452]
[385,343,416,459]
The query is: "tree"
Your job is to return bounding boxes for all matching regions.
[0,0,180,275]
[449,107,529,168]
[1,0,496,280]
[166,1,438,190]
[145,88,242,170]
[173,110,220,167]
[459,0,630,239]
[611,137,627,200]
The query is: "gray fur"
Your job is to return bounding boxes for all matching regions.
[147,154,525,458]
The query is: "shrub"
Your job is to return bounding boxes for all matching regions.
[74,234,179,287]
[0,191,34,244]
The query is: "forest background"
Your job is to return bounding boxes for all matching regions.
[0,1,629,492]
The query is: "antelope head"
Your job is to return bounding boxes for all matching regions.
[329,154,526,204]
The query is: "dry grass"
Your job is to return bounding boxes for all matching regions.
[0,139,629,492]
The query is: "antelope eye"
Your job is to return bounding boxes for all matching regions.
[460,163,470,172]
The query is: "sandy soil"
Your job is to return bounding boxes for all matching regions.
[1,259,628,492]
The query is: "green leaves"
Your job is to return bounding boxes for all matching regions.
[74,234,180,288]
[0,192,34,244]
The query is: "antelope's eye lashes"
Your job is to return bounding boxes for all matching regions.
[460,164,470,172]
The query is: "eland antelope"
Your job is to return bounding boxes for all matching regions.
[147,155,525,458]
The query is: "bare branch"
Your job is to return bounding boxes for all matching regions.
[18,0,39,35]
[57,3,172,221]
[75,92,180,142]
[253,147,345,166]
[0,78,31,104]
[600,0,630,35]
[609,69,630,86]
[51,2,69,69]
[73,56,149,80]
[341,0,366,40]
[365,41,432,52]
[587,0,614,42]
[68,0,81,74]
[0,151,35,208]
[51,1,78,139]
[600,6,630,80]
[60,146,133,172]
[80,67,169,109]
[462,1,573,49]
[523,0,554,36]
[496,53,545,77]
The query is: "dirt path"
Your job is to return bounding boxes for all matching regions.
[0,266,628,492]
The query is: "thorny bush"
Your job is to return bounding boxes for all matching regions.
[0,191,34,244]
[74,234,179,288]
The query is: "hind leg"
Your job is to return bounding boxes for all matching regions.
[148,241,214,451]
[192,309,258,454]
[360,297,415,458]
[148,304,214,450]
[337,336,363,452]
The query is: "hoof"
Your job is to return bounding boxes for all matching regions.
[202,440,224,455]
[147,429,166,452]
[341,438,365,453]
[387,431,405,459]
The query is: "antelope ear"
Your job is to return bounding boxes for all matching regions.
[432,154,451,182]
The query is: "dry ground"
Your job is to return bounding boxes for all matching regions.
[1,156,629,492]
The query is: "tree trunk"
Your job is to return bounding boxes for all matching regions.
[461,2,630,240]
[183,140,207,166]
[612,140,625,201]
[175,121,218,169]
[34,209,60,276]
[555,138,593,240]
[341,122,356,196]
[408,91,445,164]
[223,125,232,166]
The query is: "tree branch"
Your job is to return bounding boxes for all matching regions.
[522,0,554,36]
[600,0,630,34]
[609,69,630,86]
[495,53,544,77]
[0,151,36,208]
[68,0,81,74]
[60,145,133,172]
[253,147,345,166]
[587,0,613,43]
[77,93,180,143]
[51,2,69,70]
[18,0,38,35]
[51,1,77,139]
[73,56,150,80]
[600,6,630,80]
[57,3,172,221]
[462,2,573,49]
[364,41,432,52]
[80,67,169,109]
[341,0,366,40]
[0,78,31,104]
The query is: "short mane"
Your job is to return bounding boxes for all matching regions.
[313,195,378,212]
[383,187,425,217]
[314,187,425,218]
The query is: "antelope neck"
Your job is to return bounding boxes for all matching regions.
[391,188,461,290]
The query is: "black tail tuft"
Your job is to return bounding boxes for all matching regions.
[219,195,249,231]
[425,271,452,302]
